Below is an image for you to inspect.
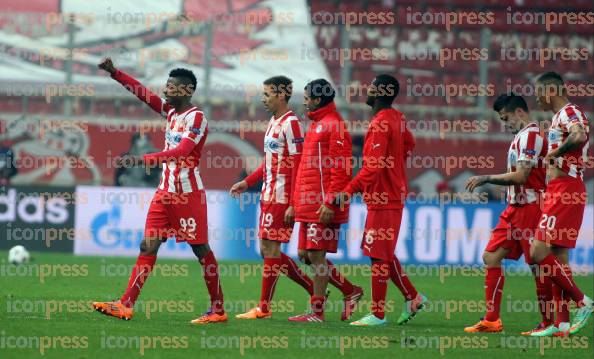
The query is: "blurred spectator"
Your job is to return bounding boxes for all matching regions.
[0,141,17,186]
[114,133,159,187]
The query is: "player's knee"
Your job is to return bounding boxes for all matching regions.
[259,240,271,258]
[529,245,541,264]
[298,249,307,259]
[190,243,210,259]
[140,241,147,253]
[307,251,324,265]
[482,251,496,266]
[140,238,160,256]
[298,249,309,264]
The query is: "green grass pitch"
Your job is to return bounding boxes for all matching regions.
[1,251,592,358]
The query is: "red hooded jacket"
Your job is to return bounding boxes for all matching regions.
[293,102,352,223]
[343,107,414,209]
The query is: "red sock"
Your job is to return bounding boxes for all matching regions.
[259,257,281,313]
[371,261,390,319]
[120,255,156,308]
[199,251,224,314]
[310,295,326,317]
[280,253,314,295]
[389,257,418,300]
[553,283,571,326]
[484,267,505,322]
[327,259,355,295]
[539,254,584,306]
[532,266,554,325]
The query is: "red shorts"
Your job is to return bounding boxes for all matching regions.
[258,202,293,242]
[535,176,586,249]
[297,222,340,253]
[485,202,542,264]
[361,209,402,261]
[144,189,208,244]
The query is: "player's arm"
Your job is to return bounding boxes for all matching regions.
[284,117,305,207]
[283,118,304,224]
[336,120,390,203]
[467,130,543,191]
[318,121,353,223]
[98,58,171,117]
[143,112,205,165]
[229,162,264,198]
[546,123,587,162]
[230,163,264,198]
[466,161,532,192]
[244,163,265,187]
[403,126,415,160]
[142,139,195,164]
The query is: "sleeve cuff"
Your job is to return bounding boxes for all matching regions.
[325,201,340,212]
[244,177,255,187]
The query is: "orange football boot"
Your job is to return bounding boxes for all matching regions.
[235,307,272,319]
[190,309,228,324]
[464,318,503,333]
[92,301,133,321]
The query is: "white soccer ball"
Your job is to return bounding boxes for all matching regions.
[8,245,30,265]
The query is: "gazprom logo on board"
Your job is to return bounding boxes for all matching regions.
[91,202,143,249]
[89,199,186,252]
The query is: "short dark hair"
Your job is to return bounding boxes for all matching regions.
[535,71,565,97]
[536,71,564,86]
[263,76,293,102]
[169,68,197,93]
[493,93,529,113]
[304,79,335,108]
[373,74,399,103]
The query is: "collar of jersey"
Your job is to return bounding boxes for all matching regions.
[175,106,198,116]
[272,110,293,122]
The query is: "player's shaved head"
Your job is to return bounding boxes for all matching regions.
[492,93,528,113]
[372,74,399,104]
[536,71,564,87]
[534,71,566,111]
[263,76,293,102]
[169,68,197,94]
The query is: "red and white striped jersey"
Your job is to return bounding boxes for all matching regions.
[111,70,207,194]
[548,103,590,179]
[507,123,547,204]
[158,105,208,193]
[261,111,304,203]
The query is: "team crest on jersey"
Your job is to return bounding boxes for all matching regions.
[166,131,182,144]
[315,125,323,133]
[265,138,281,151]
[548,132,557,141]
